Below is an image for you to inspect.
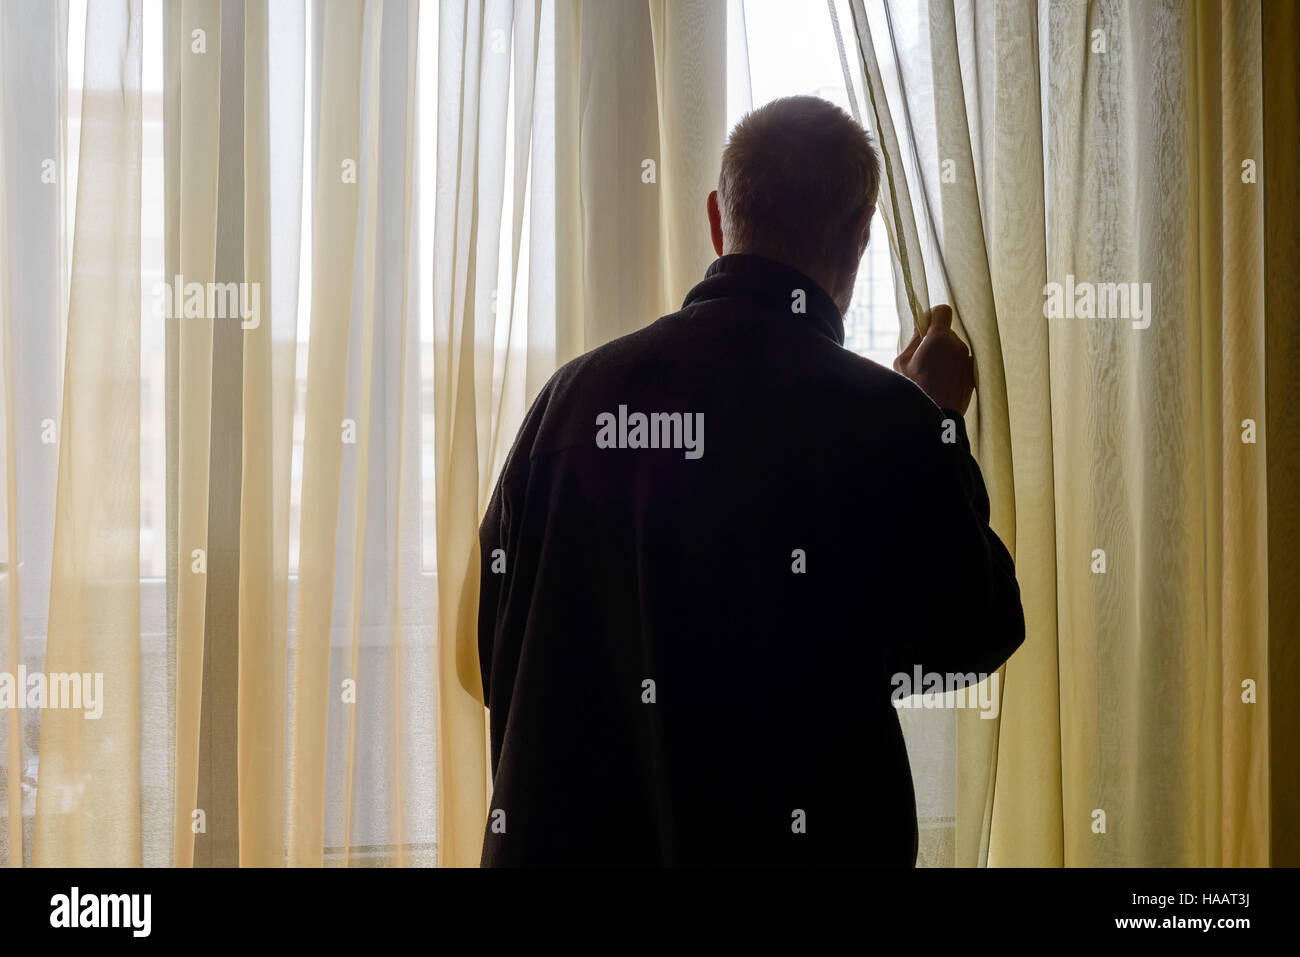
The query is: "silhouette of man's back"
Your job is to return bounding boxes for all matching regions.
[478,253,1025,866]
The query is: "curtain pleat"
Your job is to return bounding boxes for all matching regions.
[372,0,423,867]
[346,0,431,866]
[32,0,142,867]
[0,0,69,868]
[431,0,494,870]
[1206,0,1269,869]
[970,0,1063,869]
[194,0,248,868]
[287,0,366,867]
[337,0,385,864]
[170,0,223,868]
[1262,0,1300,868]
[236,0,303,868]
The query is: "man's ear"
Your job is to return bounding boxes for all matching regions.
[707,190,725,257]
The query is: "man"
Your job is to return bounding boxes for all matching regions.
[477,95,1024,866]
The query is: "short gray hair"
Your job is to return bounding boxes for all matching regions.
[718,96,881,269]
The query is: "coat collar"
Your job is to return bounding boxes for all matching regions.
[682,254,846,346]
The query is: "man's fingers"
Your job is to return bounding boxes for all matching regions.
[927,304,953,334]
[895,329,922,369]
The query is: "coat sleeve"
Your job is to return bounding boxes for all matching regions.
[477,375,558,710]
[886,399,1026,682]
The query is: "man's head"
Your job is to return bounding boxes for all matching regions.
[708,95,881,314]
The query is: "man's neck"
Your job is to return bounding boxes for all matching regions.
[722,245,845,315]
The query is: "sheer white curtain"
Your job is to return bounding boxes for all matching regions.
[1,0,142,867]
[0,0,69,867]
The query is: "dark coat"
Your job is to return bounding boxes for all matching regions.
[478,254,1025,866]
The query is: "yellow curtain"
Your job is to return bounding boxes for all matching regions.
[844,0,1295,865]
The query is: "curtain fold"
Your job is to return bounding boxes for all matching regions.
[32,0,142,867]
[236,0,302,868]
[287,0,369,867]
[1262,0,1300,868]
[169,0,222,868]
[431,0,518,870]
[1203,0,1269,869]
[0,0,69,868]
[337,0,385,864]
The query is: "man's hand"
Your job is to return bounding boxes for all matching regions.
[892,304,974,415]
